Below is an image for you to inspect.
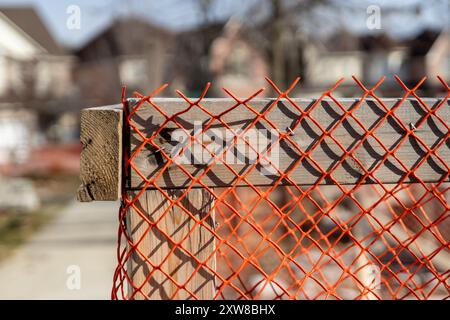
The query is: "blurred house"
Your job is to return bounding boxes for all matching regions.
[170,22,225,96]
[74,17,174,105]
[208,20,269,97]
[190,23,448,98]
[170,19,269,97]
[0,103,36,168]
[360,29,448,94]
[0,7,73,102]
[305,30,365,95]
[360,33,408,86]
[301,31,408,96]
[406,29,449,87]
[73,15,447,101]
[302,29,448,97]
[0,7,75,169]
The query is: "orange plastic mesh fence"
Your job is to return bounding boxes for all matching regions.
[112,76,449,300]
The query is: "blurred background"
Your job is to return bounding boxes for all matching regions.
[0,0,448,299]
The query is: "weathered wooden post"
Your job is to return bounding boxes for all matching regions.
[77,105,123,202]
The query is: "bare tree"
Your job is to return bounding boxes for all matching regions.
[192,0,335,88]
[192,0,445,88]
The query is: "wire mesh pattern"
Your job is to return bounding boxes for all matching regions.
[112,76,450,300]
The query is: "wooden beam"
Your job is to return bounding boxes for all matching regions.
[77,105,123,202]
[128,98,449,190]
[125,189,216,299]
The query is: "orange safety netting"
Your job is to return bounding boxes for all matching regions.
[112,76,449,300]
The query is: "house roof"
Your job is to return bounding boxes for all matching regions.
[0,7,65,55]
[74,16,174,60]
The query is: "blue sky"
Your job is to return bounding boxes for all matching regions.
[0,0,448,49]
[0,0,251,48]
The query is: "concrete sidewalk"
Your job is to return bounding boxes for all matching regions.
[0,200,118,299]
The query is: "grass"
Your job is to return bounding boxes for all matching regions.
[0,174,79,262]
[0,204,63,261]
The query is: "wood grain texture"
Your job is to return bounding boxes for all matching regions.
[77,105,123,201]
[125,189,216,299]
[128,98,449,189]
